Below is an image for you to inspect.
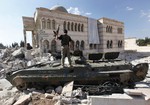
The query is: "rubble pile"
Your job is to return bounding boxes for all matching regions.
[0,47,150,105]
[0,47,89,105]
[0,47,55,79]
[0,79,89,105]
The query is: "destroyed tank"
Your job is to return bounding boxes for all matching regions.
[6,52,149,94]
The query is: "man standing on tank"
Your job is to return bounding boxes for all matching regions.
[56,29,73,68]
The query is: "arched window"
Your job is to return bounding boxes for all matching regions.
[43,40,49,53]
[108,26,111,33]
[89,44,93,49]
[110,40,113,48]
[120,40,123,47]
[47,19,51,29]
[111,26,113,33]
[81,24,84,32]
[94,44,97,49]
[41,18,46,29]
[71,22,74,31]
[76,40,80,49]
[118,40,120,48]
[63,21,66,30]
[52,20,55,30]
[75,23,77,31]
[78,23,80,32]
[107,40,110,48]
[81,40,84,50]
[106,26,108,32]
[51,39,57,52]
[68,22,70,31]
[106,26,113,33]
[70,40,74,51]
[118,28,122,34]
[118,40,123,48]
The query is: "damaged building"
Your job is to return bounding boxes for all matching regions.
[22,5,124,56]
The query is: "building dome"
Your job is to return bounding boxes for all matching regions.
[50,6,68,13]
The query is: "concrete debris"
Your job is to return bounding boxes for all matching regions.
[27,60,36,67]
[0,48,12,60]
[0,47,150,105]
[30,48,40,57]
[45,93,55,99]
[61,97,72,104]
[124,89,143,96]
[81,99,89,104]
[0,48,56,78]
[72,98,81,103]
[32,90,45,95]
[0,88,3,91]
[72,88,83,97]
[54,100,61,105]
[3,97,16,105]
[55,86,62,94]
[45,86,55,94]
[13,94,31,105]
[12,48,25,59]
[25,50,33,60]
[62,81,74,97]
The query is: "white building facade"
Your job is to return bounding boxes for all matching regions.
[22,6,124,56]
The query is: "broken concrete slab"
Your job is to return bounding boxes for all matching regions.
[124,89,143,96]
[61,81,74,97]
[61,97,72,104]
[13,94,31,105]
[12,48,25,59]
[72,88,83,98]
[3,97,16,105]
[45,93,55,99]
[88,88,150,105]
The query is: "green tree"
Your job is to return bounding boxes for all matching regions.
[136,37,150,46]
[20,40,25,47]
[12,42,19,48]
[0,43,6,49]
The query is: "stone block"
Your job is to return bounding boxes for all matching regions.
[13,94,31,105]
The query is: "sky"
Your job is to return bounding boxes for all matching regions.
[0,0,150,46]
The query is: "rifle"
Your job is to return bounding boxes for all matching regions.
[53,25,60,37]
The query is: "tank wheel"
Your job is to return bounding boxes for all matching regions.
[13,77,28,91]
[16,82,27,91]
[101,81,121,94]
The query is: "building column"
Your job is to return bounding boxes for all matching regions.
[23,30,27,48]
[32,31,35,48]
[39,37,43,56]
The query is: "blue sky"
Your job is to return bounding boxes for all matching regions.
[0,0,150,45]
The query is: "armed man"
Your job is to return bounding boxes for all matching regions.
[55,28,73,68]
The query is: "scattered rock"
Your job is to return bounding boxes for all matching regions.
[12,48,25,59]
[3,97,16,105]
[52,95,61,101]
[72,98,81,103]
[72,88,83,97]
[0,46,150,105]
[81,99,89,104]
[13,94,31,105]
[45,93,55,99]
[55,86,62,94]
[61,97,72,104]
[0,88,3,91]
[32,90,45,95]
[45,86,54,93]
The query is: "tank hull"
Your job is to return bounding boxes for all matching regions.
[6,62,148,91]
